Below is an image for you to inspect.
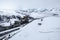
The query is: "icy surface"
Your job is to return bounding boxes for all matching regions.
[9,16,60,40]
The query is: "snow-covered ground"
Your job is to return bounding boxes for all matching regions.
[0,9,60,40]
[9,16,60,40]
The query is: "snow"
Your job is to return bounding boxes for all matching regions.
[10,18,19,25]
[0,9,25,18]
[0,18,20,27]
[30,12,53,18]
[39,16,60,32]
[0,9,60,40]
[9,16,60,40]
[0,22,10,27]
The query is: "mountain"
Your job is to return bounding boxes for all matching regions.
[0,8,59,27]
[0,8,60,40]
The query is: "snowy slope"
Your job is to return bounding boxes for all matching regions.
[9,16,60,40]
[0,9,25,18]
[30,12,53,18]
[0,9,60,18]
[0,10,25,26]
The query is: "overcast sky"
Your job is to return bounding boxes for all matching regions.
[0,0,60,9]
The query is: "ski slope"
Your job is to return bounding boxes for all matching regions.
[9,16,60,40]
